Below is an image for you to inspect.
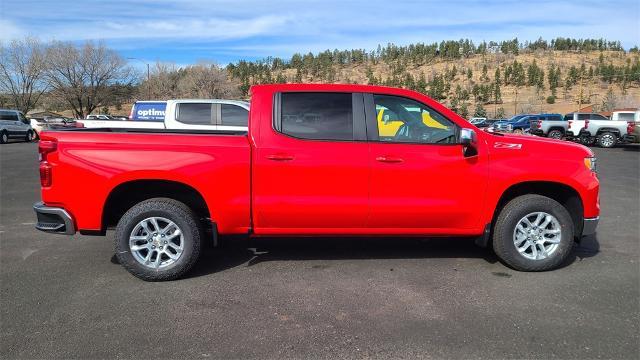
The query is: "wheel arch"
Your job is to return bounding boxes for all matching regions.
[102,179,211,231]
[596,128,621,136]
[491,181,584,240]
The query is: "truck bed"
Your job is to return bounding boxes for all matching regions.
[39,129,251,234]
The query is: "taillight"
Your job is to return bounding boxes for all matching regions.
[585,120,589,129]
[38,138,57,187]
[39,163,52,187]
[536,121,541,129]
[628,122,635,134]
[38,138,57,162]
[568,120,573,129]
[75,121,84,128]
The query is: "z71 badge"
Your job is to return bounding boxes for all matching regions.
[494,142,522,149]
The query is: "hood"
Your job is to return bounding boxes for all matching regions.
[486,132,593,157]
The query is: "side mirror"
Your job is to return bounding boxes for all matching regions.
[460,128,478,157]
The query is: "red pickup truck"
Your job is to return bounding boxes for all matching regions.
[34,84,599,281]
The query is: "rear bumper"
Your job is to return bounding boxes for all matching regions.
[33,202,75,235]
[582,217,599,237]
[623,134,638,143]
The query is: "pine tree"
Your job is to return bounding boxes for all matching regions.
[474,103,487,117]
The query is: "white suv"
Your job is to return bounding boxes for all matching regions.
[0,109,35,144]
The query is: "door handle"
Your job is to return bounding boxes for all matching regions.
[376,156,404,163]
[267,154,295,161]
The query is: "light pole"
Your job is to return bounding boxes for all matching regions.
[128,57,151,100]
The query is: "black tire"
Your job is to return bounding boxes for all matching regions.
[115,198,202,281]
[548,129,563,140]
[596,132,617,148]
[493,194,574,271]
[0,131,8,144]
[25,130,34,142]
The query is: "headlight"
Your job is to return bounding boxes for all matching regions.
[584,157,597,173]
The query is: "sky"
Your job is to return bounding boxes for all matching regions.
[1,0,639,67]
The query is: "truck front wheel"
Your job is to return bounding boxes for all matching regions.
[493,194,574,271]
[115,198,202,281]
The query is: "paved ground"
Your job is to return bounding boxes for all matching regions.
[1,141,638,359]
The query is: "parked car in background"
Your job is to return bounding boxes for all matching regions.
[34,83,600,281]
[470,117,487,123]
[81,99,250,131]
[565,113,608,145]
[0,109,35,143]
[492,114,530,133]
[569,111,634,148]
[470,118,500,129]
[30,116,81,138]
[623,120,639,144]
[494,114,535,133]
[129,101,167,121]
[528,113,566,139]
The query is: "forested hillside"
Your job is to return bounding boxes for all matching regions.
[226,37,640,118]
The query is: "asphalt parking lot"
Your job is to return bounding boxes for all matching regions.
[1,141,638,359]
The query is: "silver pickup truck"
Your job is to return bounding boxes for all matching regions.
[567,111,638,148]
[528,113,566,139]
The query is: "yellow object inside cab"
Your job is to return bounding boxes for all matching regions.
[377,107,449,137]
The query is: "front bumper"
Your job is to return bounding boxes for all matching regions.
[582,217,599,237]
[33,202,75,235]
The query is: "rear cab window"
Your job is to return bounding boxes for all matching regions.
[275,92,355,141]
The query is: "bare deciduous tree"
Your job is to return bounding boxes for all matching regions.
[178,63,237,99]
[144,62,181,99]
[45,41,133,118]
[0,37,47,113]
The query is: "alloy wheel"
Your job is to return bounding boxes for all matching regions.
[512,212,561,260]
[129,216,184,269]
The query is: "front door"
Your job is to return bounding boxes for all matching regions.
[366,94,487,234]
[252,92,369,234]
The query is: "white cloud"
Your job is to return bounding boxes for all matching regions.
[0,20,25,42]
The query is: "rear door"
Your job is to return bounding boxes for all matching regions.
[252,92,369,234]
[365,93,488,233]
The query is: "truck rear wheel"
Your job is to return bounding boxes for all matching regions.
[597,132,617,148]
[493,194,574,271]
[548,129,563,140]
[115,198,202,281]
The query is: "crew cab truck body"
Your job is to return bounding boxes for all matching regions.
[565,112,609,146]
[81,99,250,131]
[34,84,600,281]
[577,111,637,148]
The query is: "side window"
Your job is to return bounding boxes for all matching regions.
[220,104,248,127]
[0,111,18,121]
[564,114,574,121]
[550,115,562,121]
[176,103,213,125]
[279,92,353,140]
[373,95,457,144]
[590,114,608,120]
[578,114,590,120]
